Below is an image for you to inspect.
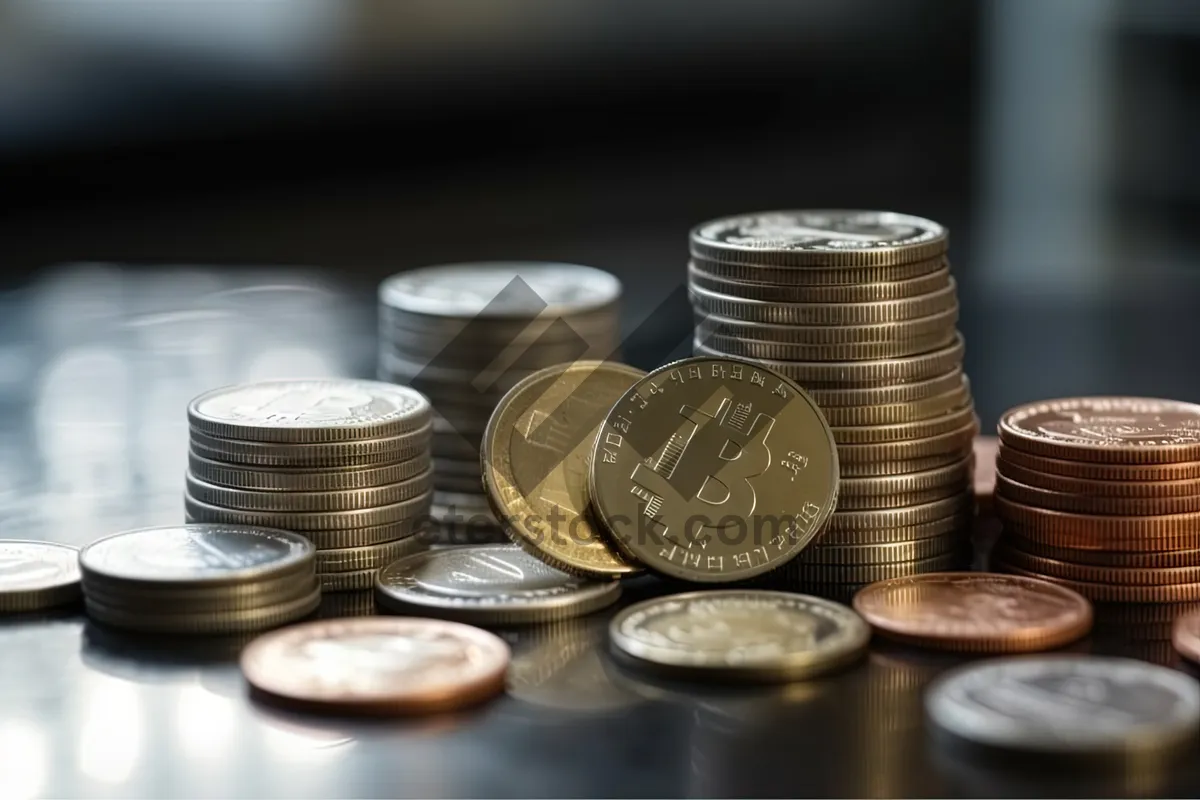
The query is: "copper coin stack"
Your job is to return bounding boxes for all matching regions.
[377,262,622,545]
[688,210,977,600]
[991,397,1200,640]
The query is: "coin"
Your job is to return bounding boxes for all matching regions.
[320,569,381,592]
[996,472,1200,515]
[375,545,621,624]
[183,490,431,531]
[241,617,510,715]
[379,262,622,319]
[695,307,959,346]
[588,356,839,582]
[834,485,966,512]
[189,427,431,467]
[188,379,431,443]
[690,281,957,326]
[778,551,963,584]
[994,495,1200,540]
[816,514,972,546]
[0,540,81,613]
[999,397,1200,464]
[690,255,948,286]
[838,451,970,478]
[608,590,870,681]
[734,335,964,386]
[80,524,314,589]
[187,450,430,492]
[1001,534,1200,568]
[925,656,1200,758]
[996,458,1200,498]
[85,582,321,635]
[993,546,1200,587]
[839,458,973,498]
[795,536,959,565]
[482,361,644,578]
[831,404,975,446]
[1172,609,1200,664]
[852,572,1092,652]
[821,382,970,428]
[807,369,965,408]
[184,468,432,512]
[314,536,426,573]
[995,563,1200,602]
[998,444,1200,482]
[687,261,952,302]
[689,210,948,267]
[695,331,956,363]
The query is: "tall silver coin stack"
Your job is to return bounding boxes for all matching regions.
[377,262,622,545]
[80,524,321,634]
[689,211,978,600]
[183,379,433,591]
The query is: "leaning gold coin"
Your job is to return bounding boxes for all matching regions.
[482,361,645,578]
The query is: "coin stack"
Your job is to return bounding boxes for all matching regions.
[183,379,433,591]
[688,211,977,599]
[377,262,622,545]
[80,524,320,634]
[990,397,1200,640]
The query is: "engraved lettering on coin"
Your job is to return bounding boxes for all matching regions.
[1003,398,1200,449]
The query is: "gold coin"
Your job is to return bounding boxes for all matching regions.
[689,281,958,326]
[998,444,1200,482]
[796,535,959,565]
[839,459,973,496]
[994,562,1200,603]
[821,380,969,427]
[994,545,1200,586]
[817,513,972,546]
[1000,534,1200,568]
[826,493,974,533]
[832,405,975,446]
[482,360,644,579]
[779,552,964,583]
[998,396,1200,465]
[807,369,964,407]
[837,420,978,463]
[694,331,954,363]
[741,335,965,386]
[839,451,971,478]
[996,472,1200,516]
[687,262,952,303]
[995,494,1200,539]
[997,456,1200,498]
[588,356,839,583]
[693,306,959,346]
[835,485,968,511]
[686,256,949,286]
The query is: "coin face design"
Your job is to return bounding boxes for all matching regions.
[189,380,429,436]
[692,210,945,254]
[588,357,839,582]
[81,525,313,584]
[852,573,1092,651]
[926,656,1200,754]
[240,618,510,713]
[483,361,644,577]
[0,541,80,591]
[378,262,622,318]
[609,590,869,679]
[1000,397,1200,458]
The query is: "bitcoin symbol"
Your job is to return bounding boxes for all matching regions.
[630,388,773,546]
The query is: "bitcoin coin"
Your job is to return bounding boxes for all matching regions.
[999,397,1200,464]
[482,361,644,578]
[0,540,81,613]
[588,356,839,582]
[608,590,869,681]
[852,572,1092,652]
[241,617,510,715]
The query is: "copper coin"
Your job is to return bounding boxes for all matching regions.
[998,444,1200,482]
[995,495,1200,543]
[974,435,998,513]
[996,456,1200,498]
[999,397,1200,464]
[996,471,1200,516]
[241,617,510,715]
[1172,609,1200,663]
[1000,534,1200,569]
[994,545,1200,586]
[995,563,1200,603]
[852,571,1092,653]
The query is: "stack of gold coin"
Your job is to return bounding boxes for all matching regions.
[183,380,433,592]
[688,210,976,597]
[991,397,1200,639]
[377,262,622,545]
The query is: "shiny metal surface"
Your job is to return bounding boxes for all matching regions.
[5,266,1200,798]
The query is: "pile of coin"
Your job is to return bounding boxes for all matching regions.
[377,262,622,544]
[183,379,433,591]
[0,540,81,613]
[991,397,1200,639]
[688,211,977,597]
[80,524,320,634]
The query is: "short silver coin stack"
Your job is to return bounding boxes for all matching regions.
[377,262,622,545]
[183,379,433,591]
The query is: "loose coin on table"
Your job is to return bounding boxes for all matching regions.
[925,656,1200,762]
[0,540,82,613]
[851,572,1092,652]
[608,590,869,682]
[1172,609,1200,664]
[482,360,644,578]
[80,524,319,634]
[241,617,510,715]
[588,356,839,583]
[375,544,620,624]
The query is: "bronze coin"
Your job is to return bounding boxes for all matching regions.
[995,472,1200,516]
[974,435,998,513]
[241,617,510,715]
[999,397,1200,465]
[1172,609,1200,664]
[995,495,1200,542]
[999,534,1200,568]
[994,545,1200,586]
[995,563,1200,603]
[851,571,1092,653]
[996,456,1200,498]
[997,444,1200,482]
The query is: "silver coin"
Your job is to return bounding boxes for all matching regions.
[608,590,870,682]
[85,581,321,635]
[188,426,431,467]
[187,449,431,492]
[926,656,1200,757]
[315,536,427,573]
[82,569,316,613]
[378,262,622,319]
[0,540,82,613]
[184,468,433,513]
[690,210,947,266]
[188,379,431,443]
[689,280,958,326]
[375,544,621,624]
[183,490,432,531]
[80,524,314,589]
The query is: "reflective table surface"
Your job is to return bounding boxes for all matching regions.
[2,265,1199,799]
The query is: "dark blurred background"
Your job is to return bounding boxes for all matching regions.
[2,0,1200,431]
